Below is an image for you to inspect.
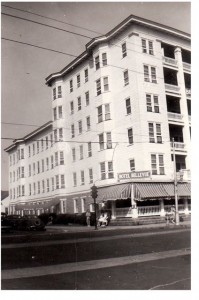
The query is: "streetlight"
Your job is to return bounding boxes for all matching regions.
[172,138,179,225]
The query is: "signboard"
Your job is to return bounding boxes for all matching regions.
[118,171,151,181]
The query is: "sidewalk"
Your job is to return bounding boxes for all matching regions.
[46,220,191,233]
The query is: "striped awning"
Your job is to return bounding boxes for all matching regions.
[15,199,60,210]
[134,182,191,200]
[97,183,131,202]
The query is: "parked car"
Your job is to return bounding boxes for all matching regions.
[18,215,46,231]
[1,213,13,233]
[3,214,23,230]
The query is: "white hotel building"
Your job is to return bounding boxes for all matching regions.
[5,15,191,220]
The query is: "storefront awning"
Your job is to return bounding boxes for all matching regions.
[15,199,60,211]
[97,183,131,202]
[134,182,191,201]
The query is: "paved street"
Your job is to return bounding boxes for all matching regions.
[1,224,191,290]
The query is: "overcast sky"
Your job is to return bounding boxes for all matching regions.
[1,1,191,190]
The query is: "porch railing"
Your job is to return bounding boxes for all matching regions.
[115,207,132,218]
[137,205,160,217]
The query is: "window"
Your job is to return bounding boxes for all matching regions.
[122,42,127,57]
[46,136,48,149]
[70,101,74,114]
[70,79,73,93]
[46,158,49,170]
[100,162,106,180]
[78,120,82,134]
[73,172,77,186]
[33,163,35,175]
[51,155,54,169]
[148,123,162,143]
[81,198,85,213]
[54,130,58,143]
[144,65,157,83]
[88,142,92,157]
[151,154,165,175]
[89,168,93,184]
[37,161,40,174]
[42,180,45,193]
[47,179,50,192]
[123,70,129,86]
[108,161,114,178]
[42,159,45,172]
[102,53,107,66]
[33,144,35,155]
[77,74,80,88]
[28,146,31,157]
[85,91,89,106]
[146,94,152,112]
[13,154,15,164]
[53,87,56,100]
[50,134,53,147]
[71,124,75,138]
[60,151,64,165]
[85,69,88,82]
[29,184,31,196]
[10,189,12,200]
[105,103,111,120]
[72,148,76,161]
[51,177,54,191]
[9,155,12,166]
[130,159,135,171]
[20,166,24,178]
[61,175,65,188]
[13,188,15,199]
[142,39,154,55]
[146,94,159,113]
[21,149,24,159]
[77,96,81,110]
[10,172,12,183]
[103,77,109,92]
[58,106,63,119]
[154,95,159,113]
[33,183,36,195]
[99,133,104,151]
[58,86,62,98]
[22,185,25,197]
[59,128,63,141]
[128,128,133,145]
[53,107,57,120]
[38,182,40,194]
[55,152,58,166]
[13,171,15,182]
[106,132,112,149]
[79,145,83,160]
[86,116,91,131]
[56,175,59,189]
[81,171,85,185]
[98,105,103,123]
[126,98,131,114]
[41,139,44,150]
[96,79,101,95]
[95,55,100,70]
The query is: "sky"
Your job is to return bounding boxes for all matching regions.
[1,1,191,190]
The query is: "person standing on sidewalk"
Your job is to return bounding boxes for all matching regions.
[86,209,91,227]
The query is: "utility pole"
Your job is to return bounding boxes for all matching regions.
[172,138,179,225]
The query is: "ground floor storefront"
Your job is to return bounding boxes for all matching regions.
[10,181,191,220]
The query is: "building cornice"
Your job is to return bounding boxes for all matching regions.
[45,14,191,86]
[4,121,52,152]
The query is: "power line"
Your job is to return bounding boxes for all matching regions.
[2,37,170,81]
[1,4,101,35]
[2,12,93,39]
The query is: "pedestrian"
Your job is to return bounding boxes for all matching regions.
[86,209,91,227]
[170,206,176,223]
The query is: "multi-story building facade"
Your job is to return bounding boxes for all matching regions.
[5,15,191,219]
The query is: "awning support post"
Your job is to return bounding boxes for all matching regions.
[111,201,116,220]
[159,199,165,217]
[131,184,138,219]
[183,198,189,215]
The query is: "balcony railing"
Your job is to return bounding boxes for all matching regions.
[170,141,186,150]
[163,56,177,66]
[183,62,191,71]
[186,88,191,97]
[168,112,183,121]
[165,84,180,93]
[138,205,160,217]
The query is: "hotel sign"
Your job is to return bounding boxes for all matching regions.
[118,171,151,181]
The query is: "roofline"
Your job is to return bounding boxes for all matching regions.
[4,121,52,152]
[45,14,191,86]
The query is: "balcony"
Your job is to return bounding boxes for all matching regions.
[183,62,191,72]
[177,169,191,181]
[165,84,180,93]
[170,141,186,150]
[163,56,178,67]
[168,112,183,122]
